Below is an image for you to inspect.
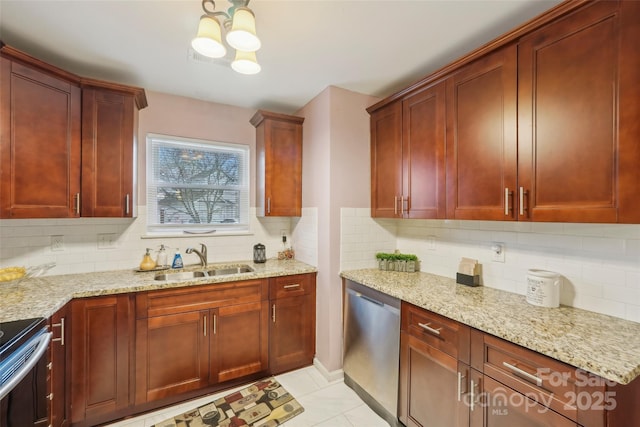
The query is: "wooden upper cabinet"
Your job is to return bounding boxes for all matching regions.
[370,101,402,218]
[251,110,304,217]
[81,86,142,217]
[402,82,446,219]
[518,0,640,223]
[0,56,81,218]
[445,44,518,220]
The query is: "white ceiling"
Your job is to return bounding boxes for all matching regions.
[1,0,562,114]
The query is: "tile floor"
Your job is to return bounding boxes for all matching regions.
[105,366,390,427]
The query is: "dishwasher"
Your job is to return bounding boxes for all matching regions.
[343,279,400,427]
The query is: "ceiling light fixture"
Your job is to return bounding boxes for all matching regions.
[191,0,261,75]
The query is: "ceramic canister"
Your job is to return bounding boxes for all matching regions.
[526,269,561,308]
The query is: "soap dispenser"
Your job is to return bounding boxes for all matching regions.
[139,248,157,271]
[156,244,168,268]
[171,248,184,269]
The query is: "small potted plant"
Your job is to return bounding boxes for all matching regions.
[405,254,418,272]
[376,252,391,270]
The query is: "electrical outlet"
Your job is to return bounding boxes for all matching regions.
[97,233,117,249]
[51,235,64,251]
[426,236,437,250]
[491,243,505,263]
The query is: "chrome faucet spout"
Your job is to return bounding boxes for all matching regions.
[186,243,208,267]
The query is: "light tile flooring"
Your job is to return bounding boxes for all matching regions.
[106,366,390,427]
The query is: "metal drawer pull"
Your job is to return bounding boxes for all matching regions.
[418,322,442,336]
[503,361,543,387]
[457,371,465,401]
[51,318,65,346]
[272,304,276,323]
[203,315,207,336]
[213,314,217,335]
[283,284,300,289]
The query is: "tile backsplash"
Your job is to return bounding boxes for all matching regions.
[0,207,292,275]
[341,208,640,322]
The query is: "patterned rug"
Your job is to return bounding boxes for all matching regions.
[152,377,304,427]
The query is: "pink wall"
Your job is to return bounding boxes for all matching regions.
[137,91,257,205]
[297,86,379,373]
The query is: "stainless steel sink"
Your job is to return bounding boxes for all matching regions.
[154,271,208,281]
[207,265,254,276]
[154,265,254,281]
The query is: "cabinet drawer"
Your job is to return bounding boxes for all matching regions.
[137,279,268,318]
[482,333,606,426]
[270,274,315,299]
[401,302,470,362]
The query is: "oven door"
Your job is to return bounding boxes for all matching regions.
[0,328,51,427]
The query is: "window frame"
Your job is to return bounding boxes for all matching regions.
[145,133,250,236]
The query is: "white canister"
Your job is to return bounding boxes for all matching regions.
[526,269,561,308]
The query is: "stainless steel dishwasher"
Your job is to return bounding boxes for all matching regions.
[343,279,400,427]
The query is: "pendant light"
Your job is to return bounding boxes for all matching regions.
[190,0,262,73]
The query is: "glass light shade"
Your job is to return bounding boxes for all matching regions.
[191,15,226,58]
[231,50,261,75]
[226,7,261,52]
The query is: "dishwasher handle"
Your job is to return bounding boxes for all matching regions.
[356,292,385,307]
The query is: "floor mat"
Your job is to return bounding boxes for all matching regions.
[152,377,304,427]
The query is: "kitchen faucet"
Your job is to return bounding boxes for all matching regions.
[186,243,207,267]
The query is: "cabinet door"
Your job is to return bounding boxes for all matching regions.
[402,82,446,219]
[135,310,209,404]
[371,101,403,218]
[211,301,269,383]
[50,304,70,427]
[399,331,469,427]
[253,111,304,217]
[446,45,518,220]
[270,294,315,375]
[0,58,81,218]
[81,88,135,217]
[518,1,637,223]
[70,295,132,425]
[478,376,577,427]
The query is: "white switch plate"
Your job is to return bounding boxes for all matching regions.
[491,243,505,263]
[51,235,64,251]
[98,233,117,249]
[426,236,437,250]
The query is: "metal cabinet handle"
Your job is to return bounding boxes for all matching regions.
[519,187,529,216]
[272,304,276,323]
[418,322,442,336]
[470,379,477,411]
[203,315,207,336]
[457,371,466,402]
[504,188,509,215]
[125,194,130,215]
[51,317,65,346]
[394,196,398,215]
[283,284,300,289]
[74,193,81,215]
[267,197,271,214]
[400,196,405,216]
[213,314,217,335]
[503,361,543,387]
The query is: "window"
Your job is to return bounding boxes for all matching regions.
[146,134,249,234]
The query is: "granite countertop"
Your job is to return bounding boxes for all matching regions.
[0,259,316,324]
[341,268,640,385]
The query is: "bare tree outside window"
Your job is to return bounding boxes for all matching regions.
[147,135,249,233]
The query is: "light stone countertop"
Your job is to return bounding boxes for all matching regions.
[340,268,640,385]
[0,259,316,324]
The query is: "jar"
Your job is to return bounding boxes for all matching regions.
[253,243,266,263]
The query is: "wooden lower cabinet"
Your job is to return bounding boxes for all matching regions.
[399,330,469,427]
[135,279,271,406]
[135,310,210,403]
[49,303,70,427]
[400,303,640,427]
[269,274,316,374]
[70,294,133,427]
